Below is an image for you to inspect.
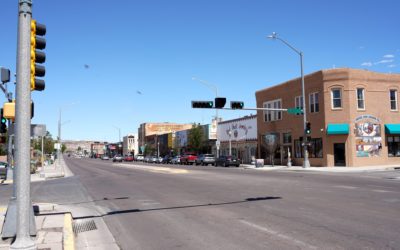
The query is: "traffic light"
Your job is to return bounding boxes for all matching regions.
[305,122,311,134]
[30,19,46,91]
[214,97,226,109]
[0,109,7,134]
[231,101,244,109]
[192,101,213,108]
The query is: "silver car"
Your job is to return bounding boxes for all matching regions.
[195,154,215,166]
[171,155,181,164]
[0,161,7,179]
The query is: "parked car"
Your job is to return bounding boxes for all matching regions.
[161,155,172,164]
[112,155,123,162]
[180,153,198,165]
[101,155,110,160]
[195,154,215,166]
[135,154,144,161]
[149,155,159,164]
[0,161,8,179]
[124,155,134,162]
[143,155,151,163]
[156,156,163,164]
[170,155,181,164]
[215,155,240,167]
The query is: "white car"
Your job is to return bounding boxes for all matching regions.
[135,154,144,161]
[101,155,110,160]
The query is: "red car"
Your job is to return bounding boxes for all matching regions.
[124,155,134,162]
[180,153,197,165]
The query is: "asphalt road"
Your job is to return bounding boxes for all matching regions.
[57,157,399,250]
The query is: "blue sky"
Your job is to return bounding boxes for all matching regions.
[1,0,399,142]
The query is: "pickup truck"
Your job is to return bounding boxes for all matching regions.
[180,153,197,165]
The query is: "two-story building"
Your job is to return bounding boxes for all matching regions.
[255,68,400,167]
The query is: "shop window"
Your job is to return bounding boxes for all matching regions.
[283,133,292,144]
[390,90,398,111]
[309,92,319,113]
[388,136,400,157]
[331,88,342,109]
[357,88,365,110]
[294,138,323,158]
[263,99,282,122]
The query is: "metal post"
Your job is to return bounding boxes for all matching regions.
[300,53,310,168]
[41,135,44,169]
[57,108,61,166]
[11,0,37,249]
[228,130,232,156]
[267,32,310,168]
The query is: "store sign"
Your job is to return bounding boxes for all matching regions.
[354,115,382,157]
[217,117,257,142]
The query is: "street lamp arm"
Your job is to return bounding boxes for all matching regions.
[267,32,302,55]
[192,77,218,97]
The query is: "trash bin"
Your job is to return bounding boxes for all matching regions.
[255,159,264,168]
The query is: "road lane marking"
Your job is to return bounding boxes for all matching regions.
[116,163,189,174]
[332,185,358,189]
[239,219,318,249]
[372,189,394,193]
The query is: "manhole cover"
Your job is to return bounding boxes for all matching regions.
[73,219,97,234]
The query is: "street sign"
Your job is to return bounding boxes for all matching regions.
[54,143,61,150]
[216,140,220,147]
[31,124,46,138]
[287,107,303,115]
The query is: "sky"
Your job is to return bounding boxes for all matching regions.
[0,0,399,142]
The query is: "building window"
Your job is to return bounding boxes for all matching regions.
[294,138,323,158]
[309,92,319,113]
[390,89,398,111]
[357,88,365,110]
[263,99,282,122]
[283,133,292,144]
[331,88,342,109]
[388,136,400,157]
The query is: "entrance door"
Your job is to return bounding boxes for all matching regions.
[333,143,346,166]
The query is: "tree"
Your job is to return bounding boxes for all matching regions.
[32,131,55,155]
[61,144,67,153]
[188,123,204,153]
[77,146,82,152]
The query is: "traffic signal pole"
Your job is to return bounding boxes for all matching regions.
[11,0,37,249]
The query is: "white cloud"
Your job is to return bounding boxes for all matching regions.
[383,54,395,58]
[388,64,396,68]
[359,46,366,50]
[374,59,394,65]
[361,62,373,67]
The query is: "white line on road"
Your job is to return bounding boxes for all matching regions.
[239,219,318,249]
[332,185,358,189]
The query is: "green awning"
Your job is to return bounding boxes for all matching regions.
[385,124,400,134]
[327,124,349,135]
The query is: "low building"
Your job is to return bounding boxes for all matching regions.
[122,134,138,155]
[63,140,92,155]
[91,142,107,157]
[138,122,193,153]
[216,115,257,164]
[255,68,400,167]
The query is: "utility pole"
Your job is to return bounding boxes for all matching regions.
[11,0,37,249]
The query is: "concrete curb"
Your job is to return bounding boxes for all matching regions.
[63,213,75,250]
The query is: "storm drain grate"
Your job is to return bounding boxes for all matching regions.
[73,219,97,234]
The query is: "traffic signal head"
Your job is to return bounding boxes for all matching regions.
[231,101,244,109]
[0,109,7,134]
[305,122,311,134]
[30,19,46,91]
[192,101,213,108]
[214,97,226,109]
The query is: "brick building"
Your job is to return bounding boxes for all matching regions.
[255,68,400,167]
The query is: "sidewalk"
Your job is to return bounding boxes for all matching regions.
[243,164,399,172]
[1,155,119,249]
[0,154,74,185]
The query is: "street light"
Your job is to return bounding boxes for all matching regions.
[267,32,310,168]
[113,125,121,155]
[58,102,78,164]
[228,129,232,156]
[192,77,220,158]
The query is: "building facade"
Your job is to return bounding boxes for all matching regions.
[138,122,193,153]
[63,140,93,155]
[216,115,257,164]
[123,134,138,155]
[90,142,107,157]
[255,68,400,167]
